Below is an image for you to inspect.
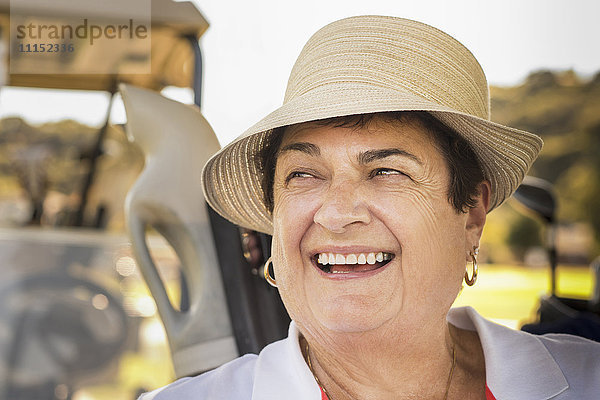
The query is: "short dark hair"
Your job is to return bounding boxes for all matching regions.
[255,111,485,214]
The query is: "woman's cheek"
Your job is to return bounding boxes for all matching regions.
[269,228,305,325]
[273,186,323,230]
[271,192,315,281]
[367,185,459,263]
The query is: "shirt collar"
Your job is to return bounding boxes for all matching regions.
[447,306,568,399]
[252,321,322,399]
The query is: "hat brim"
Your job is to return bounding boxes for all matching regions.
[202,81,542,234]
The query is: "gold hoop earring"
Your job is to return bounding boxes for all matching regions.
[263,257,277,287]
[464,246,479,286]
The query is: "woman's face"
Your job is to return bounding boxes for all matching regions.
[271,115,487,337]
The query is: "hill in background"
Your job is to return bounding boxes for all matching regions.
[485,70,600,263]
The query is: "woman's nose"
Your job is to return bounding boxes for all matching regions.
[313,183,371,233]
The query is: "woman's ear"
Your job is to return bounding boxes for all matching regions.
[465,180,491,248]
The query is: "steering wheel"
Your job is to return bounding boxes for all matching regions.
[0,273,129,399]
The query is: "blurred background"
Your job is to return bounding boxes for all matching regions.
[0,0,599,399]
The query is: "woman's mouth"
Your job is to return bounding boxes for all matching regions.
[312,252,395,274]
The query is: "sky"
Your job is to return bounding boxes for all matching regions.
[1,0,599,145]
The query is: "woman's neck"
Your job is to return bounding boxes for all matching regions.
[300,319,485,400]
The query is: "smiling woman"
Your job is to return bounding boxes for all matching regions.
[140,15,600,400]
[269,114,484,341]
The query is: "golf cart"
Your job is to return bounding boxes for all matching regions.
[0,1,289,399]
[514,177,600,341]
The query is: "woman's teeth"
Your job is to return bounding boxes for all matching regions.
[316,252,393,266]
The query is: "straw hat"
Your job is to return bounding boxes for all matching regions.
[202,15,543,234]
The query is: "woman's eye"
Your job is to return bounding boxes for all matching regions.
[371,168,405,177]
[285,171,314,183]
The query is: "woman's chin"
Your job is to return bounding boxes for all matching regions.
[310,295,398,333]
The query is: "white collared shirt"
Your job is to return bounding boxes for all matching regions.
[140,307,600,399]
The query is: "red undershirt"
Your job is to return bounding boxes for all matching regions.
[485,385,497,400]
[319,385,497,399]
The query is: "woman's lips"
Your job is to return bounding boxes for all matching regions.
[312,251,395,274]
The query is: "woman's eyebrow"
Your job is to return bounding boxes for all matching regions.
[278,142,320,157]
[358,148,422,165]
